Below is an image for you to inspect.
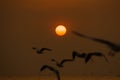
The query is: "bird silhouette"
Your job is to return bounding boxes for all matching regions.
[51,51,87,68]
[72,51,87,59]
[32,47,52,54]
[51,59,74,68]
[73,51,94,62]
[40,65,60,80]
[85,52,109,63]
[72,31,120,56]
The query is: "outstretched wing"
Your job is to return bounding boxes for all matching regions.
[40,65,47,71]
[88,52,109,63]
[42,48,52,51]
[40,65,60,80]
[85,54,92,63]
[72,31,115,47]
[36,48,52,54]
[72,31,90,38]
[55,70,61,80]
[60,59,74,65]
[94,52,109,62]
[72,51,87,59]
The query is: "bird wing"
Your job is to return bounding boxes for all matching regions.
[88,52,109,63]
[85,54,92,63]
[77,53,87,58]
[72,31,89,38]
[36,49,42,54]
[55,70,61,80]
[72,51,78,60]
[37,48,52,54]
[72,31,115,47]
[43,48,52,51]
[72,51,87,60]
[60,59,73,65]
[90,38,115,47]
[40,65,47,71]
[40,65,60,80]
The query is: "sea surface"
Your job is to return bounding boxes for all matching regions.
[0,75,120,80]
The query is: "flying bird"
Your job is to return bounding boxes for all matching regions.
[32,47,52,54]
[72,31,120,56]
[51,59,74,68]
[73,51,94,62]
[51,51,87,68]
[72,51,87,59]
[85,52,109,63]
[40,65,60,80]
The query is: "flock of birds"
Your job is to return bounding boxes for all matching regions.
[32,31,120,80]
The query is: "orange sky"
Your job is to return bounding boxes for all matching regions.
[1,0,120,76]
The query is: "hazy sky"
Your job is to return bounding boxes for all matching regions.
[1,0,120,76]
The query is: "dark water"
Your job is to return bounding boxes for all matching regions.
[0,75,120,80]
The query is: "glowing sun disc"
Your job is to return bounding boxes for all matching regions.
[55,25,67,36]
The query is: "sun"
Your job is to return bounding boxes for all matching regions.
[55,25,67,36]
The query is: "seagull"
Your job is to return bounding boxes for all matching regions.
[51,51,87,68]
[32,47,52,54]
[85,52,109,63]
[72,51,87,59]
[72,31,120,56]
[51,59,74,68]
[40,65,60,80]
[73,51,94,62]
